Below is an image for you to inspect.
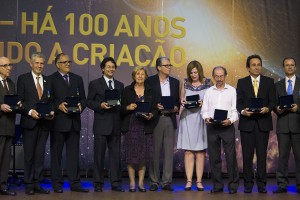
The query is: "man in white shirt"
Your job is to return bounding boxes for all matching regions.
[201,66,239,194]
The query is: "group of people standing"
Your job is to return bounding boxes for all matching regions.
[0,53,299,196]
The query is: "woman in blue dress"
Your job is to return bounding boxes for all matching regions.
[177,60,211,191]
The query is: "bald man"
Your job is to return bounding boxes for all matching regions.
[0,57,17,196]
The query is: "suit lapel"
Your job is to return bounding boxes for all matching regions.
[293,77,300,96]
[28,73,40,100]
[247,76,256,97]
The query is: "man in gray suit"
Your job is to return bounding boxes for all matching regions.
[273,57,300,194]
[0,57,17,196]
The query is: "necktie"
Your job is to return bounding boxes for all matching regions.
[36,76,43,99]
[108,80,113,90]
[63,75,69,85]
[253,79,258,97]
[287,79,293,95]
[2,79,10,95]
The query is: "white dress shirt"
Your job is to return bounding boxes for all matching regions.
[201,83,239,123]
[285,75,296,92]
[160,77,170,96]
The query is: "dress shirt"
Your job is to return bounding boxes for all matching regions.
[201,83,239,123]
[0,76,10,91]
[250,75,261,90]
[103,75,115,89]
[32,71,44,91]
[160,77,170,96]
[285,75,296,93]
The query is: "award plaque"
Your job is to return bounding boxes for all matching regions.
[249,98,263,112]
[184,94,199,109]
[4,95,22,112]
[279,95,294,109]
[65,96,80,113]
[210,109,228,124]
[135,101,151,117]
[161,96,175,111]
[105,89,120,106]
[36,102,52,118]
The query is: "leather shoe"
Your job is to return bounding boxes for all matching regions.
[112,186,125,192]
[244,187,252,193]
[71,187,89,193]
[228,189,237,194]
[210,188,223,193]
[25,189,35,195]
[34,187,50,194]
[138,187,146,192]
[258,187,267,193]
[273,188,287,193]
[0,189,16,196]
[162,184,174,191]
[129,188,136,192]
[149,184,158,191]
[54,189,63,193]
[94,184,102,192]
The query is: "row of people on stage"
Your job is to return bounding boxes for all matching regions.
[0,53,299,196]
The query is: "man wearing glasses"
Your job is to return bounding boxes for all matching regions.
[49,53,88,193]
[17,52,53,195]
[201,66,239,194]
[0,57,17,196]
[147,57,180,191]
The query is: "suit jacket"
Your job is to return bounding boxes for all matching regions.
[17,72,53,130]
[0,78,16,136]
[120,81,158,134]
[274,77,300,134]
[49,71,86,132]
[87,76,124,135]
[237,75,276,132]
[145,74,180,129]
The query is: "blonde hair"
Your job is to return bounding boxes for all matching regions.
[132,66,148,80]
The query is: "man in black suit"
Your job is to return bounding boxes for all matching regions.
[237,54,276,193]
[49,53,88,193]
[147,57,180,191]
[273,57,300,194]
[87,57,124,192]
[17,52,53,195]
[0,57,17,196]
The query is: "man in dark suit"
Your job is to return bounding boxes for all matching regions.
[0,57,17,196]
[87,57,124,192]
[17,52,53,195]
[146,57,180,191]
[237,54,276,193]
[49,53,88,193]
[273,57,300,193]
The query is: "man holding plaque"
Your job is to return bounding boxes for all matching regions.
[273,57,300,193]
[236,54,276,193]
[0,57,17,196]
[201,66,239,194]
[146,57,180,191]
[87,57,124,192]
[17,52,53,195]
[49,53,88,193]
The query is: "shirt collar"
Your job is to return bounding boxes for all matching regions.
[285,75,296,82]
[250,75,260,83]
[103,75,114,83]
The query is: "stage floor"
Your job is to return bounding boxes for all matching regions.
[3,178,299,200]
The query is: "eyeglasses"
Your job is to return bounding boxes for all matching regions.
[58,61,72,65]
[0,64,13,68]
[161,64,172,68]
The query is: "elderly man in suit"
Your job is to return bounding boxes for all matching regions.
[87,57,124,192]
[49,53,88,193]
[17,52,53,195]
[147,57,180,191]
[273,57,300,194]
[0,57,17,196]
[236,54,276,193]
